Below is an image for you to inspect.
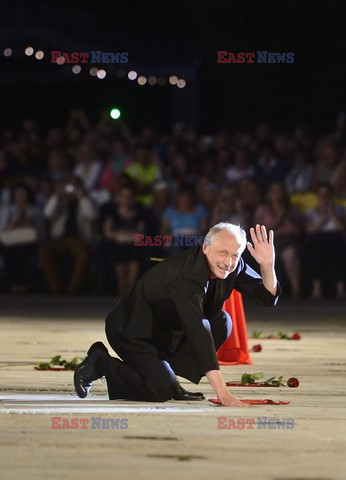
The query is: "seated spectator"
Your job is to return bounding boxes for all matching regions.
[255,181,302,298]
[73,143,102,192]
[226,149,254,184]
[0,184,45,292]
[39,176,97,294]
[211,185,250,231]
[35,177,54,211]
[310,143,346,196]
[254,143,289,188]
[98,139,131,192]
[45,150,69,182]
[238,177,262,224]
[102,186,145,296]
[148,181,172,234]
[200,183,219,216]
[285,150,314,194]
[161,189,208,253]
[125,141,161,206]
[303,183,346,298]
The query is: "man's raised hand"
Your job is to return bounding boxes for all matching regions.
[246,224,275,268]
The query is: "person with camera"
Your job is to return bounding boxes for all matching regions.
[39,176,97,294]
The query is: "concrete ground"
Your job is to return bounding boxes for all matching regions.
[0,295,346,480]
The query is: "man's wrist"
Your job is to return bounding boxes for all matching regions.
[260,263,275,271]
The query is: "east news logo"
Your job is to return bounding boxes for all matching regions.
[217,51,294,63]
[51,51,128,64]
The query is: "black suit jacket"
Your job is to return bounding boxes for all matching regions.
[106,246,281,374]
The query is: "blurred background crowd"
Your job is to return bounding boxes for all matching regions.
[0,109,346,299]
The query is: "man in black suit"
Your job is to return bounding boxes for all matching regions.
[74,223,280,406]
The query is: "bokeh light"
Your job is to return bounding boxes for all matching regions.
[128,71,137,80]
[97,69,106,79]
[137,76,147,85]
[35,50,44,60]
[169,75,178,85]
[110,108,121,119]
[148,76,157,86]
[72,65,81,74]
[25,47,34,56]
[3,48,12,57]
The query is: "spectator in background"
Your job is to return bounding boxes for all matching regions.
[0,148,11,181]
[200,183,219,217]
[125,142,161,207]
[214,148,231,185]
[39,176,97,294]
[45,150,69,183]
[254,143,289,188]
[166,150,190,189]
[45,128,64,151]
[73,143,102,192]
[211,185,250,231]
[161,189,208,253]
[35,177,54,211]
[98,139,131,193]
[238,177,262,224]
[310,143,346,196]
[303,183,346,298]
[102,186,145,296]
[255,181,302,298]
[148,181,172,234]
[285,150,314,194]
[0,184,45,292]
[226,149,254,185]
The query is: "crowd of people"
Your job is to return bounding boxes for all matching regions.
[0,109,345,298]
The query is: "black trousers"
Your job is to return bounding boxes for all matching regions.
[103,310,232,401]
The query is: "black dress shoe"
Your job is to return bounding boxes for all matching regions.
[172,381,205,401]
[74,342,109,399]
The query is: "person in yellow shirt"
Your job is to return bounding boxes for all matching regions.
[125,142,161,207]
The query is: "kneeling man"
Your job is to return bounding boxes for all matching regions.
[74,223,280,406]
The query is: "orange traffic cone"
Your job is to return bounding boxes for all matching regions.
[217,290,253,365]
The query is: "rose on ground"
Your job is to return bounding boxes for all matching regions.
[292,332,301,340]
[252,344,262,352]
[287,377,300,388]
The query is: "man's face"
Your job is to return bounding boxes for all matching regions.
[202,230,244,279]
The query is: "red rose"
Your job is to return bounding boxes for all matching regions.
[287,377,299,388]
[292,332,301,340]
[252,344,262,352]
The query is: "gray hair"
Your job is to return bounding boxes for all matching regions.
[205,222,247,251]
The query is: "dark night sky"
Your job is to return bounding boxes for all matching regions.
[1,0,346,134]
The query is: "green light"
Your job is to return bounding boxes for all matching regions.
[110,108,121,119]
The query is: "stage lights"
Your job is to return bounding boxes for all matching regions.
[14,43,188,89]
[110,108,121,119]
[72,65,81,74]
[128,71,137,80]
[3,48,12,57]
[35,50,44,60]
[169,75,178,85]
[137,75,147,85]
[25,47,34,56]
[96,69,106,79]
[148,76,157,86]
